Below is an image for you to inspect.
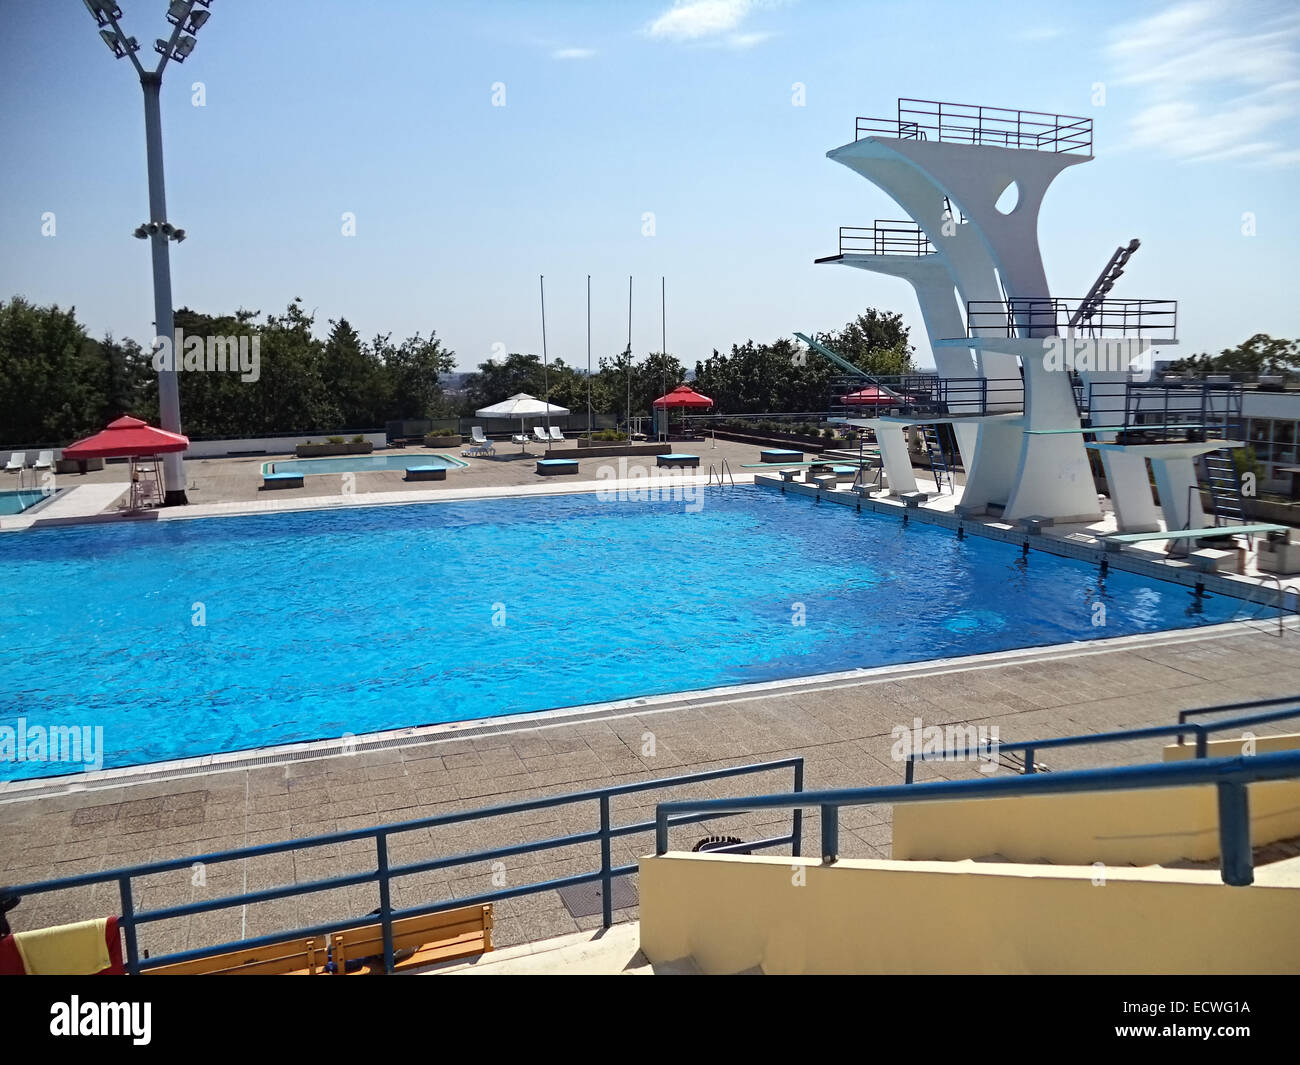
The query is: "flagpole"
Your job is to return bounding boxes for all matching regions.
[540,274,550,435]
[626,275,632,439]
[586,274,592,442]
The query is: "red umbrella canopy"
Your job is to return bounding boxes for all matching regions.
[652,385,713,409]
[840,386,897,405]
[62,416,189,459]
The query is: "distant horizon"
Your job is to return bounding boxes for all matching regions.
[3,0,1298,376]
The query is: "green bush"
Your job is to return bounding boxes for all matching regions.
[351,434,365,444]
[591,429,628,442]
[327,436,345,444]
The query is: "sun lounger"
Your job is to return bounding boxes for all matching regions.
[549,426,565,443]
[4,453,24,472]
[32,451,53,471]
[533,427,550,444]
[467,427,495,455]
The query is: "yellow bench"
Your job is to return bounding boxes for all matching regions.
[146,903,493,975]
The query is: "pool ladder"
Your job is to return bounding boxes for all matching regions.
[707,459,735,488]
[1232,574,1300,638]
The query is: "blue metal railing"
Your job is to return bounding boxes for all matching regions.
[655,750,1300,886]
[2,757,802,975]
[904,702,1300,783]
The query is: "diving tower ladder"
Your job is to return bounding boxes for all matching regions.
[921,425,954,494]
[1199,449,1248,527]
[1070,239,1140,330]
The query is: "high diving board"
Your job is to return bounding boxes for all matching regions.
[1102,523,1288,545]
[1026,424,1207,435]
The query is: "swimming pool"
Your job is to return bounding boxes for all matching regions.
[0,487,1260,779]
[0,490,47,516]
[269,453,467,476]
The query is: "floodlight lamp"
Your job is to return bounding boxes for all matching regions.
[173,35,197,60]
[173,229,187,243]
[100,28,131,57]
[186,9,210,33]
[83,1,123,28]
[133,225,149,239]
[166,1,191,25]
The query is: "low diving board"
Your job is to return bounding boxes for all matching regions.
[1103,524,1288,546]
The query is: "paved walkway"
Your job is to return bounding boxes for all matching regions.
[2,621,1297,956]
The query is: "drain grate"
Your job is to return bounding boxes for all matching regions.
[556,875,638,919]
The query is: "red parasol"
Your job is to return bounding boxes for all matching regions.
[652,385,713,409]
[62,416,189,459]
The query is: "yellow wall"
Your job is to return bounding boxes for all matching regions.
[1162,732,1300,761]
[639,852,1300,974]
[892,733,1300,866]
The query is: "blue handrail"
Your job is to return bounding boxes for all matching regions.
[655,750,1300,887]
[3,757,802,975]
[904,702,1300,783]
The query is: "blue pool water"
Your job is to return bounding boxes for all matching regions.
[271,453,466,476]
[0,490,46,516]
[0,487,1257,779]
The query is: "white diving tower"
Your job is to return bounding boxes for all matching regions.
[816,98,1227,533]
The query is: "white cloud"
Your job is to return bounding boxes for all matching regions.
[1106,0,1300,167]
[721,30,775,49]
[647,1,753,41]
[551,47,596,60]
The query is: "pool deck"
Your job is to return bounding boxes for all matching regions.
[2,618,1298,955]
[3,439,1300,959]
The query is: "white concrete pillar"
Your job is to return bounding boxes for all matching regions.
[1151,456,1206,537]
[874,424,918,495]
[1098,451,1161,533]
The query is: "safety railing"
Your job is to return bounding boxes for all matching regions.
[656,750,1300,886]
[1081,380,1244,443]
[964,297,1178,340]
[828,374,1023,419]
[2,757,802,975]
[823,221,934,259]
[855,98,1093,155]
[904,703,1300,784]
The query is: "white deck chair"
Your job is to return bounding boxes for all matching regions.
[532,426,549,444]
[4,452,24,472]
[33,450,53,470]
[549,426,564,443]
[470,426,494,453]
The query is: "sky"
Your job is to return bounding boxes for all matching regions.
[1,0,1298,376]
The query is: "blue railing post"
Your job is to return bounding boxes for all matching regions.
[1216,781,1253,886]
[117,875,140,976]
[599,795,613,928]
[376,832,395,973]
[820,805,839,864]
[1195,726,1208,759]
[1024,746,1036,774]
[792,760,804,857]
[655,812,668,856]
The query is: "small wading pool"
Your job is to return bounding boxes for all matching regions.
[0,490,48,516]
[267,453,467,477]
[0,486,1269,779]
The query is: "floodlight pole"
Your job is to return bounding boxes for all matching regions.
[141,70,186,504]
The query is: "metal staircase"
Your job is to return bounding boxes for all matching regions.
[1200,449,1248,526]
[1070,239,1140,331]
[921,425,953,493]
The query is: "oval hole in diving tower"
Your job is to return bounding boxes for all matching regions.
[994,180,1020,215]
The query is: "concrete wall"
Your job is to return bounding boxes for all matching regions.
[892,734,1300,866]
[638,852,1300,974]
[183,432,387,459]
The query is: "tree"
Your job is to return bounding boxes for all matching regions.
[1168,334,1299,376]
[379,331,457,420]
